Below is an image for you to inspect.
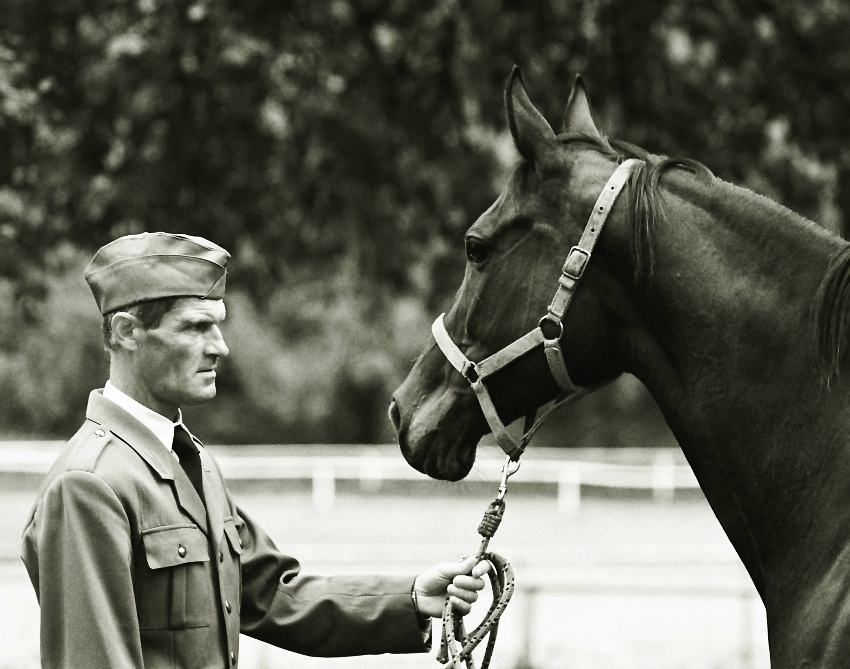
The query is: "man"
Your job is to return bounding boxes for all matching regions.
[21,232,488,668]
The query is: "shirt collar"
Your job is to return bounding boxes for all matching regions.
[103,381,185,452]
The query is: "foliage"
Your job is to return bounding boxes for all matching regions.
[2,0,849,443]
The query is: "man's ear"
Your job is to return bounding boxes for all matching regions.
[110,312,141,351]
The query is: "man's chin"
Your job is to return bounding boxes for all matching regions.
[182,385,218,406]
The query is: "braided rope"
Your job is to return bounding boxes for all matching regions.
[437,501,515,669]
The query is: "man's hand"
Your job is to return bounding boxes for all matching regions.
[413,555,491,617]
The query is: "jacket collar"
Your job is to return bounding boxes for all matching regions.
[86,389,209,534]
[87,390,175,479]
[103,380,177,452]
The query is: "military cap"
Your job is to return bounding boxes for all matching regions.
[85,232,230,314]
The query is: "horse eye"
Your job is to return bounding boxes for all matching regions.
[465,240,489,264]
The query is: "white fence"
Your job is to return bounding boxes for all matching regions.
[2,443,766,669]
[0,443,700,513]
[217,453,699,512]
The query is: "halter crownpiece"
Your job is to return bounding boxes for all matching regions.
[432,158,642,460]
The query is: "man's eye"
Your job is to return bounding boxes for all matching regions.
[465,240,489,264]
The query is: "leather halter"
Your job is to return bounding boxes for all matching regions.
[431,158,642,460]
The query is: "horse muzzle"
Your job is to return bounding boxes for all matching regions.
[389,378,486,481]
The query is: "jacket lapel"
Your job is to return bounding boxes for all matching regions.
[170,468,209,535]
[199,448,225,548]
[85,390,209,535]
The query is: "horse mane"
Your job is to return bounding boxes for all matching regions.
[814,246,850,383]
[558,133,713,287]
[558,131,850,385]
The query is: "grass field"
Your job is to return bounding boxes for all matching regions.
[1,445,770,669]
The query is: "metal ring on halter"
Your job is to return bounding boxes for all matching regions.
[537,315,564,344]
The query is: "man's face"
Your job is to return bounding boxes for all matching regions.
[131,298,229,418]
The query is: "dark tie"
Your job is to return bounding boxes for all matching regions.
[172,425,205,504]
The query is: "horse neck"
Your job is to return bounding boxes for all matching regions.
[605,171,850,578]
[635,176,836,378]
[629,175,836,395]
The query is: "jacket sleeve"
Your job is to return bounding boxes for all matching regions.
[32,470,144,668]
[234,504,429,657]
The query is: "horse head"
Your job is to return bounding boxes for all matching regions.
[388,66,850,666]
[390,68,643,480]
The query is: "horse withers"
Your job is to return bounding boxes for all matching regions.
[389,67,850,668]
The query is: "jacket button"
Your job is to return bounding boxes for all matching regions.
[177,544,187,558]
[225,599,231,613]
[94,429,105,437]
[230,651,236,665]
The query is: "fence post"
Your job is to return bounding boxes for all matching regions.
[651,451,676,503]
[358,456,384,493]
[512,585,537,669]
[312,464,336,510]
[558,463,581,515]
[739,590,755,669]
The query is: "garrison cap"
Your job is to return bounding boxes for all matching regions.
[85,232,230,314]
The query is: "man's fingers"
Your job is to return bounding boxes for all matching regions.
[471,560,491,578]
[450,555,478,575]
[422,557,490,612]
[452,574,486,591]
[449,595,473,615]
[450,557,491,577]
[447,583,480,604]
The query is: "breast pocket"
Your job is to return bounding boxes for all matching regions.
[138,524,213,630]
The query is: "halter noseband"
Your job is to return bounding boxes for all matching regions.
[431,158,642,460]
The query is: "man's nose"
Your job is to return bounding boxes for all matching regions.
[206,325,230,357]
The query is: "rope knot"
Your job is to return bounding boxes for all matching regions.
[477,500,505,538]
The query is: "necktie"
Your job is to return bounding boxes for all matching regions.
[172,425,205,504]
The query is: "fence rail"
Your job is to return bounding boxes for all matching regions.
[0,443,700,512]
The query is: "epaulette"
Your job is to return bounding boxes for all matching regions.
[64,421,115,473]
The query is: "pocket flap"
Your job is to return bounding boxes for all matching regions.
[143,525,209,569]
[223,519,243,555]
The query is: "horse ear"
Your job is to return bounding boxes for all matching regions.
[561,75,602,139]
[505,65,556,164]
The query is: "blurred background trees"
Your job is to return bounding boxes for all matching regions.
[1,0,848,444]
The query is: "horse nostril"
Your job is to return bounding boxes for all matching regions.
[388,399,402,432]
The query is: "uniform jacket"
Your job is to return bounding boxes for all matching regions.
[21,390,427,668]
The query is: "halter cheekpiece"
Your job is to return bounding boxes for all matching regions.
[431,158,642,460]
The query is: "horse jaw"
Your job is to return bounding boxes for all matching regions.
[390,344,488,481]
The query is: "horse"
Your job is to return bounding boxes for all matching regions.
[388,66,850,668]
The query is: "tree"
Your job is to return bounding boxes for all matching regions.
[1,0,848,443]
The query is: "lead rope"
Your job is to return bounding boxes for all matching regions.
[437,456,520,669]
[436,393,585,668]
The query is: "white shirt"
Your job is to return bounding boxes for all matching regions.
[102,381,200,457]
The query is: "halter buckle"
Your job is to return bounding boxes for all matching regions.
[562,246,591,280]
